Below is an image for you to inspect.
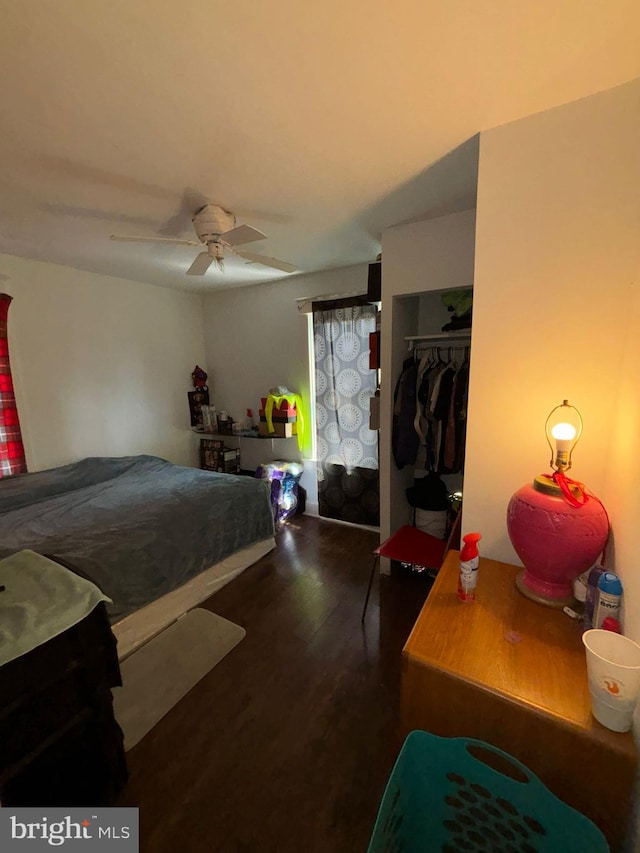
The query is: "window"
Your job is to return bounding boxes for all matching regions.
[312,298,379,526]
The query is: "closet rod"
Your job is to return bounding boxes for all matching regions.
[405,332,471,350]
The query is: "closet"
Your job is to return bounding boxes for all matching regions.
[389,287,472,534]
[378,206,476,551]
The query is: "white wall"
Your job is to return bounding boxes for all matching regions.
[602,283,640,643]
[201,263,371,511]
[380,210,477,545]
[466,78,640,567]
[466,78,640,847]
[0,253,206,470]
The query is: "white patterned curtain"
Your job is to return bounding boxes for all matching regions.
[313,301,379,526]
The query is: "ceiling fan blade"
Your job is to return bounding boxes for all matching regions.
[110,234,202,247]
[186,252,215,276]
[220,223,267,247]
[234,249,298,274]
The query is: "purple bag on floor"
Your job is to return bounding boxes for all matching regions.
[255,461,303,528]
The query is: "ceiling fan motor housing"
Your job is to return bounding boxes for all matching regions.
[192,204,235,244]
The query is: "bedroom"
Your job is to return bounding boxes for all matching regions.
[0,2,639,851]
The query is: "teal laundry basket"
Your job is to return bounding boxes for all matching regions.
[367,731,609,852]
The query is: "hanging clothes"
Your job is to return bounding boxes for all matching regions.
[451,359,470,472]
[392,357,419,469]
[393,344,469,476]
[435,350,469,475]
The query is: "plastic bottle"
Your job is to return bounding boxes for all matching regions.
[593,572,623,630]
[583,563,607,631]
[457,533,482,603]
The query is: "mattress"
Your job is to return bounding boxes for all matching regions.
[112,535,275,660]
[0,455,276,622]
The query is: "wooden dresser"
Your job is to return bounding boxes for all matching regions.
[401,550,637,851]
[0,599,127,806]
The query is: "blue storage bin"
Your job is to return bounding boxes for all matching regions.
[367,731,609,852]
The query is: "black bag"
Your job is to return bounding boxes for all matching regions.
[406,471,450,511]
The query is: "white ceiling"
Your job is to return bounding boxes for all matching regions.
[0,1,638,292]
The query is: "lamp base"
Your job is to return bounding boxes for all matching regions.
[515,569,576,609]
[507,477,608,609]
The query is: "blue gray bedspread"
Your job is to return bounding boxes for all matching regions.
[0,455,275,622]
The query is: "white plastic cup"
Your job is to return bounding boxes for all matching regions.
[582,629,640,732]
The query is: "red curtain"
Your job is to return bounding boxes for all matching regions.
[0,294,26,476]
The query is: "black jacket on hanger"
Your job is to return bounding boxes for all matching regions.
[392,358,419,469]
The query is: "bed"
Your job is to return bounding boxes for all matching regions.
[0,455,276,658]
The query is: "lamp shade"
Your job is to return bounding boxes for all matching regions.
[507,476,609,606]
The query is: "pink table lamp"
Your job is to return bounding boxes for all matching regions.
[507,400,609,607]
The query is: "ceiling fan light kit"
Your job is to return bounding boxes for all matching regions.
[110,204,298,277]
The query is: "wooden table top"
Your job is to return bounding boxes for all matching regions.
[403,550,636,758]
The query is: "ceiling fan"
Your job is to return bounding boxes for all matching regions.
[110,204,298,276]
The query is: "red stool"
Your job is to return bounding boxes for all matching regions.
[362,513,461,622]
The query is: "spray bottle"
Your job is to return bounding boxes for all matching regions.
[583,563,607,631]
[593,572,623,630]
[458,533,482,603]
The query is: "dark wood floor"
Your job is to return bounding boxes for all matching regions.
[117,515,433,853]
